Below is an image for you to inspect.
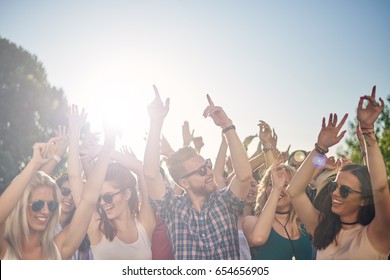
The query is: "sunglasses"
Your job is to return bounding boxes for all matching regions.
[180,159,212,179]
[98,189,125,203]
[29,200,59,212]
[327,181,362,199]
[60,187,72,197]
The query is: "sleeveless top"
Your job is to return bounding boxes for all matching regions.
[238,229,251,260]
[2,243,62,260]
[252,225,312,260]
[151,215,174,260]
[91,218,152,260]
[317,224,388,259]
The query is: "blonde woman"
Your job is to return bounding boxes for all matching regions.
[243,164,312,260]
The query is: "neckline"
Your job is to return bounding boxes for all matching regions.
[340,220,359,225]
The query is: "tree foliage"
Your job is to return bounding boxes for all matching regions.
[340,95,390,182]
[0,37,68,191]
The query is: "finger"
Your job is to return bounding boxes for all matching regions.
[358,96,364,109]
[336,130,347,142]
[336,113,348,130]
[371,85,376,99]
[206,94,214,106]
[327,113,333,126]
[153,84,160,97]
[379,97,385,109]
[333,113,338,126]
[286,145,291,153]
[165,98,170,110]
[322,117,326,128]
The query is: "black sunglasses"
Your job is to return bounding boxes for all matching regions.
[99,189,125,203]
[180,159,212,179]
[60,187,72,197]
[29,200,59,212]
[327,181,362,199]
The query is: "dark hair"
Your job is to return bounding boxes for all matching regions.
[313,164,375,250]
[56,173,91,258]
[98,162,139,241]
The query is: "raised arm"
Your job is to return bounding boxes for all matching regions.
[56,109,115,260]
[66,105,87,206]
[40,126,69,175]
[112,146,156,238]
[213,134,228,189]
[287,113,348,235]
[143,85,170,200]
[243,164,286,246]
[0,143,54,224]
[203,94,251,199]
[357,86,390,252]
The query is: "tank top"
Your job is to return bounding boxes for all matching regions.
[91,218,152,260]
[252,225,312,260]
[317,224,388,259]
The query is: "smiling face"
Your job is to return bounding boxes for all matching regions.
[179,156,217,197]
[246,177,258,204]
[330,171,364,221]
[58,180,75,215]
[98,181,131,220]
[27,186,56,233]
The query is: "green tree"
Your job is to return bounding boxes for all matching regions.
[339,95,390,182]
[0,37,68,192]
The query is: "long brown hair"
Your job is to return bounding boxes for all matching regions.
[98,163,139,241]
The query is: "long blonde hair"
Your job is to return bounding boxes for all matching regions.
[4,171,61,259]
[254,164,303,237]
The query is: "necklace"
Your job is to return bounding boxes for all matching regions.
[340,220,359,225]
[274,215,296,260]
[275,210,290,215]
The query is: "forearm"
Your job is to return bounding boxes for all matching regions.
[225,129,251,183]
[143,120,167,200]
[214,137,228,188]
[364,133,389,193]
[287,149,318,198]
[0,160,41,223]
[247,190,280,246]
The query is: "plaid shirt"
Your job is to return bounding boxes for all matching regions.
[150,187,245,260]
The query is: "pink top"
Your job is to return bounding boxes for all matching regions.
[317,224,388,260]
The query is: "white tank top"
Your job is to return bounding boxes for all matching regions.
[91,218,152,260]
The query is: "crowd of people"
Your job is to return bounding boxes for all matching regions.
[0,85,389,260]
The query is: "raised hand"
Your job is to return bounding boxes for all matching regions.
[357,85,384,130]
[317,113,348,150]
[270,163,286,192]
[258,120,273,146]
[68,104,87,132]
[203,94,232,128]
[31,142,55,166]
[182,121,194,147]
[147,85,170,121]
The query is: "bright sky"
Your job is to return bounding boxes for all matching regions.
[1,0,389,161]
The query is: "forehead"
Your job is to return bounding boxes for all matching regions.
[30,186,54,200]
[336,171,360,189]
[182,155,205,170]
[101,181,120,193]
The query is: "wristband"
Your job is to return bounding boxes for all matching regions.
[53,155,61,163]
[262,145,274,153]
[314,143,329,155]
[222,125,236,134]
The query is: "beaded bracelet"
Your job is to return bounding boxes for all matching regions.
[314,143,329,155]
[53,155,61,163]
[263,145,274,153]
[222,125,236,134]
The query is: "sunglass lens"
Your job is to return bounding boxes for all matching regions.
[339,186,349,199]
[199,166,208,176]
[31,200,44,212]
[102,194,113,203]
[61,188,71,196]
[48,201,59,212]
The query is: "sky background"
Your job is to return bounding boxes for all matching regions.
[1,0,389,161]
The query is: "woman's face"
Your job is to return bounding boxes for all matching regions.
[330,171,364,218]
[246,177,258,204]
[59,180,75,215]
[266,172,292,210]
[99,181,130,220]
[27,186,57,233]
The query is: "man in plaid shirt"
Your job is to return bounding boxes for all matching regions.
[144,86,252,260]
